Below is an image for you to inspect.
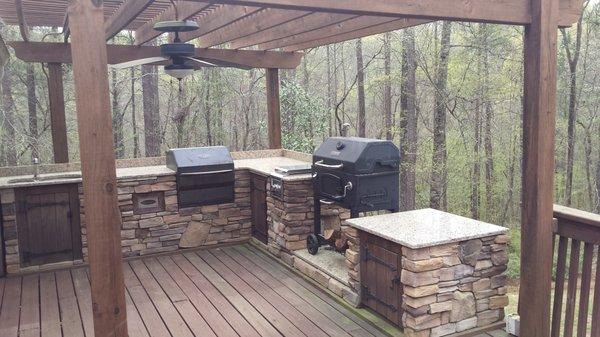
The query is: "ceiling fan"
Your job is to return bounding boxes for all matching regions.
[110,20,251,79]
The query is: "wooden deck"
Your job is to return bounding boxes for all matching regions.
[0,244,393,337]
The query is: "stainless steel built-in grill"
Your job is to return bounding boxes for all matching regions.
[309,137,400,254]
[166,146,235,208]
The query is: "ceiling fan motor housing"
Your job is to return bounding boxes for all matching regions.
[160,43,195,58]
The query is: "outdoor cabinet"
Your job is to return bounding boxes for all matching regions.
[251,173,268,244]
[15,184,82,267]
[360,232,403,326]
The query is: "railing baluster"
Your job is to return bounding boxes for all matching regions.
[591,249,600,337]
[551,235,568,337]
[576,243,593,337]
[564,239,581,337]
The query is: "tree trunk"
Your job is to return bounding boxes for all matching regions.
[131,68,140,158]
[327,45,333,137]
[356,39,366,137]
[204,69,213,146]
[26,63,38,160]
[383,33,393,141]
[560,15,583,206]
[430,21,452,211]
[111,69,124,158]
[471,102,482,219]
[399,28,418,211]
[596,123,600,213]
[1,65,17,166]
[482,24,495,217]
[141,43,161,157]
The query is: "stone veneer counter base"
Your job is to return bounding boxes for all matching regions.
[345,208,508,249]
[344,209,510,337]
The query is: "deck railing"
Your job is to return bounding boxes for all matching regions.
[550,205,600,337]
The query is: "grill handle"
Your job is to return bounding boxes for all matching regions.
[321,181,353,202]
[314,160,344,170]
[179,169,232,176]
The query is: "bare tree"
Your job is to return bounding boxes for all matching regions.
[131,68,140,158]
[400,28,418,211]
[141,42,161,157]
[356,38,366,137]
[560,2,587,205]
[25,63,38,160]
[430,21,452,211]
[1,64,16,165]
[111,69,125,158]
[383,33,393,140]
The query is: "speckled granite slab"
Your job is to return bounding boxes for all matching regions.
[345,208,508,249]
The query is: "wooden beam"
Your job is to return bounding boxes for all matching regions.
[104,0,154,40]
[9,41,303,69]
[62,13,70,42]
[519,0,559,333]
[230,12,355,49]
[178,4,262,42]
[283,18,431,51]
[259,15,395,50]
[266,68,282,149]
[67,1,127,337]
[197,0,581,26]
[198,8,309,48]
[47,63,69,163]
[14,0,29,41]
[134,1,212,46]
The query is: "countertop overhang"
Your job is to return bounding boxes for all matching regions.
[345,208,508,249]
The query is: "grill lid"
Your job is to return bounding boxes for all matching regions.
[313,137,400,174]
[166,146,234,174]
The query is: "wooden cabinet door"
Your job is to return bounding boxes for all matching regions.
[360,233,402,326]
[251,174,268,244]
[16,184,82,266]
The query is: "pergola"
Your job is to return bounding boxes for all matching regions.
[0,1,586,337]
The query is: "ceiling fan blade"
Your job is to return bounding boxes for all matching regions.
[184,57,218,68]
[192,57,253,70]
[109,56,169,69]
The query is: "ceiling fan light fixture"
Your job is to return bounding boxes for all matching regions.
[164,64,194,80]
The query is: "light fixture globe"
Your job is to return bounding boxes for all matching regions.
[164,64,194,80]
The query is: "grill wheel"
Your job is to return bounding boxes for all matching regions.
[307,234,320,255]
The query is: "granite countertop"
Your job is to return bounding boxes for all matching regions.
[0,156,311,189]
[345,208,508,249]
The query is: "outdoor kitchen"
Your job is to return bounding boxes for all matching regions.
[0,138,510,335]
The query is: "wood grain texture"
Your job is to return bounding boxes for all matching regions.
[266,68,282,149]
[68,1,128,336]
[518,0,559,334]
[104,0,154,40]
[47,63,69,163]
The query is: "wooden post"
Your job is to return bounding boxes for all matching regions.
[68,1,128,337]
[519,0,558,332]
[47,63,69,163]
[266,68,282,149]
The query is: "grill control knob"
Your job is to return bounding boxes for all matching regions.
[336,142,345,150]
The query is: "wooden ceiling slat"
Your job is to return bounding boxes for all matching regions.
[14,0,30,41]
[258,15,397,50]
[178,4,262,42]
[229,12,355,49]
[134,1,213,46]
[104,0,154,40]
[197,8,310,48]
[283,18,432,51]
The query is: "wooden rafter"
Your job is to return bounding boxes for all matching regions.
[259,15,396,50]
[178,4,262,42]
[199,0,581,26]
[9,41,304,69]
[230,11,355,49]
[104,0,154,40]
[134,1,212,46]
[282,18,431,51]
[198,8,309,48]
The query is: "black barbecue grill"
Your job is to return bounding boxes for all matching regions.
[308,137,400,254]
[166,146,235,208]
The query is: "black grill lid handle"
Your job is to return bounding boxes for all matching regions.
[314,160,344,170]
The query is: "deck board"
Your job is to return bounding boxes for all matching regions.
[0,244,398,337]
